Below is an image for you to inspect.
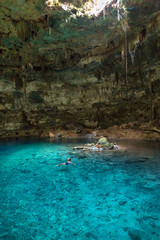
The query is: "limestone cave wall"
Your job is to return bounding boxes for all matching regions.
[0,0,160,137]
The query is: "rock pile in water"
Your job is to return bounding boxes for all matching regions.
[73,137,119,151]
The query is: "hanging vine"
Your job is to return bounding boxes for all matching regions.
[117,0,129,83]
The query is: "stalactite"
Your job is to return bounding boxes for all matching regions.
[149,70,156,123]
[129,49,136,65]
[17,22,28,41]
[122,23,128,83]
[120,43,125,61]
[115,71,119,85]
[121,49,124,60]
[128,34,140,65]
[124,30,128,83]
[103,7,106,19]
[21,65,27,101]
[49,27,52,35]
[17,21,38,41]
[30,22,38,38]
[139,28,146,44]
[41,58,45,73]
[150,79,153,123]
[48,16,54,35]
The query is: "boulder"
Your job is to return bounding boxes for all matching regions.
[97,137,114,149]
[73,137,119,151]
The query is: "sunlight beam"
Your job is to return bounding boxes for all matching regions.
[46,0,115,17]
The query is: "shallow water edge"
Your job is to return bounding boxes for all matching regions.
[1,122,160,141]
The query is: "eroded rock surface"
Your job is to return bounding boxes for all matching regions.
[0,0,160,138]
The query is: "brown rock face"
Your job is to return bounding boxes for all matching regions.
[0,0,160,138]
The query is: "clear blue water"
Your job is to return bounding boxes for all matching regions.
[0,138,160,240]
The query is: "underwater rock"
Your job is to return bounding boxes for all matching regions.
[125,157,149,164]
[118,200,127,205]
[20,169,31,174]
[128,228,145,240]
[143,215,158,221]
[125,160,138,164]
[0,231,9,238]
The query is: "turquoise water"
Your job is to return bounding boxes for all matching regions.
[0,138,160,240]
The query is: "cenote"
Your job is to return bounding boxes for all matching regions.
[1,0,160,239]
[0,138,160,240]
